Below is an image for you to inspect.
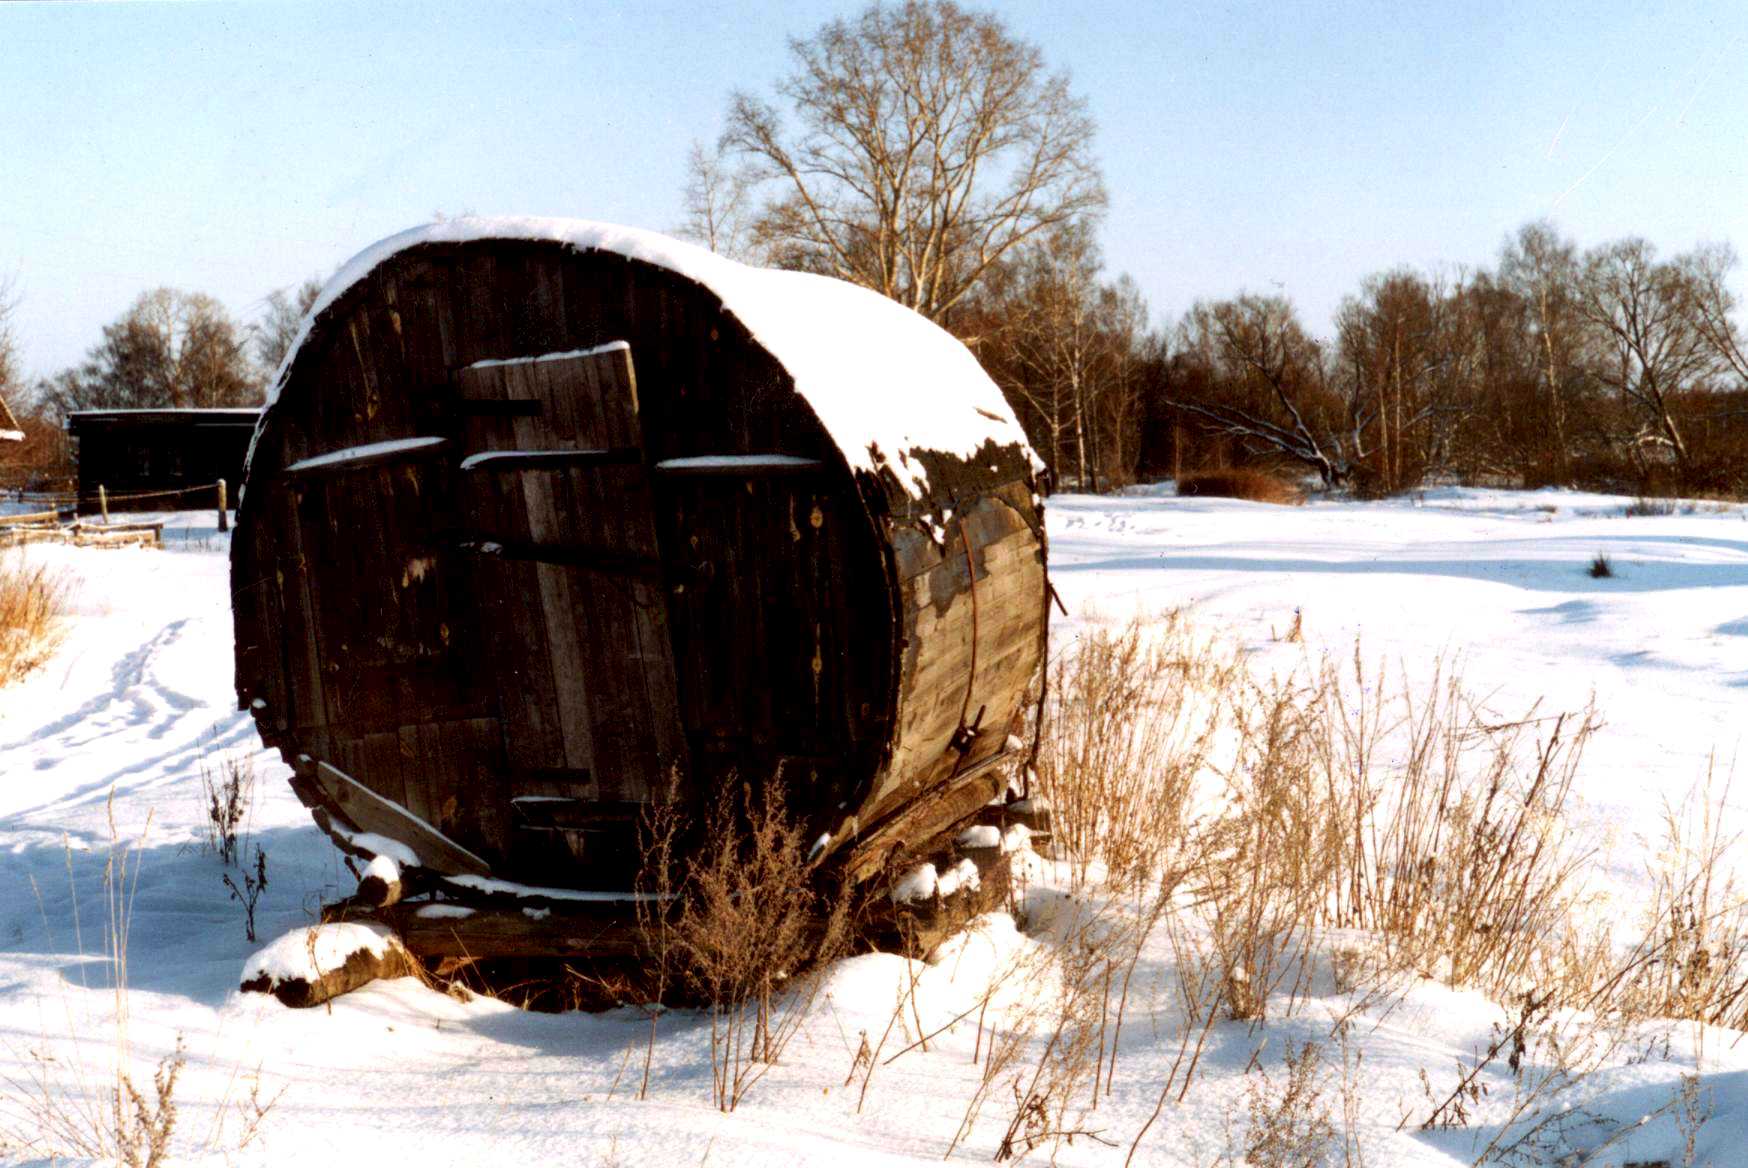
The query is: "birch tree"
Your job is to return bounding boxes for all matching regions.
[1499,221,1584,480]
[0,277,21,441]
[43,289,261,415]
[678,141,755,259]
[1577,239,1716,475]
[255,278,322,376]
[721,0,1105,323]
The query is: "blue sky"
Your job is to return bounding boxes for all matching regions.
[3,0,1745,379]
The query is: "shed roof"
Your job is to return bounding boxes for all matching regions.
[256,218,1040,499]
[68,408,262,430]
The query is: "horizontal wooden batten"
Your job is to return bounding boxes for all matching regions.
[283,436,450,477]
[511,797,646,830]
[459,448,642,472]
[454,399,544,418]
[652,454,825,478]
[377,899,653,959]
[455,538,664,578]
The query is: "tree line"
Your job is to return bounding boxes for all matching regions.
[682,0,1748,498]
[1155,227,1748,496]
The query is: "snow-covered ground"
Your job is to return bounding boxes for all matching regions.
[0,490,1744,1166]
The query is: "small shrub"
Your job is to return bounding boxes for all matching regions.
[1240,1041,1336,1168]
[659,780,850,1111]
[1204,672,1331,1021]
[114,1041,184,1168]
[1314,654,1599,997]
[1590,553,1614,578]
[0,549,67,686]
[1177,468,1303,505]
[1623,497,1677,517]
[1625,773,1748,1032]
[200,751,255,867]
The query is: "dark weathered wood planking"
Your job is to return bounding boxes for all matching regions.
[233,238,1045,896]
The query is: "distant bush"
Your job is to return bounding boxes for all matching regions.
[0,549,67,685]
[1590,553,1614,578]
[1176,468,1302,505]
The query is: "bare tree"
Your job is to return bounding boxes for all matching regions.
[995,225,1105,485]
[1498,221,1585,480]
[1577,239,1716,475]
[1093,274,1153,488]
[1174,295,1356,490]
[41,289,261,416]
[721,0,1105,323]
[0,276,22,441]
[1680,242,1748,387]
[677,141,755,259]
[1330,267,1491,491]
[255,278,322,376]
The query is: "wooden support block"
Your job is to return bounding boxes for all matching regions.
[241,941,413,1009]
[384,899,650,959]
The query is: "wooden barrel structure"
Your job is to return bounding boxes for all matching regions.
[231,219,1047,957]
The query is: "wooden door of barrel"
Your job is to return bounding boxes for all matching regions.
[453,343,685,880]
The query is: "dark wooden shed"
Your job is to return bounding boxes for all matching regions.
[68,408,259,513]
[231,218,1047,919]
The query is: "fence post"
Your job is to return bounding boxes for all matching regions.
[98,484,109,525]
[217,479,229,533]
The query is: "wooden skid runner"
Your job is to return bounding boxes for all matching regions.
[328,898,653,960]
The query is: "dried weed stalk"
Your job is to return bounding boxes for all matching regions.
[199,749,255,867]
[1034,614,1230,893]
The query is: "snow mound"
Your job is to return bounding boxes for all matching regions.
[241,921,404,988]
[890,862,939,904]
[956,824,1001,849]
[935,857,981,899]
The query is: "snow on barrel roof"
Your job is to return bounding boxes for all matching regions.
[256,217,1040,499]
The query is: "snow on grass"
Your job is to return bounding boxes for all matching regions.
[0,486,1744,1164]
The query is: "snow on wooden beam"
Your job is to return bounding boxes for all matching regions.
[239,922,413,1008]
[284,436,449,476]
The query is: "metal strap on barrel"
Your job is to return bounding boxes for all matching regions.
[950,512,983,756]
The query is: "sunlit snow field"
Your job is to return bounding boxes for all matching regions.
[0,488,1745,1166]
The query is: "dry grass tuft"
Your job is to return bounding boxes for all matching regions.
[1312,654,1600,999]
[639,778,851,1112]
[1034,614,1234,893]
[1238,1040,1337,1167]
[0,548,67,686]
[1177,468,1304,505]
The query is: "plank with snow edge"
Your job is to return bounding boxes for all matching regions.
[652,454,825,477]
[458,447,640,471]
[307,759,492,876]
[282,435,449,476]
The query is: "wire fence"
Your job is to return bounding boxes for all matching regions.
[83,482,226,505]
